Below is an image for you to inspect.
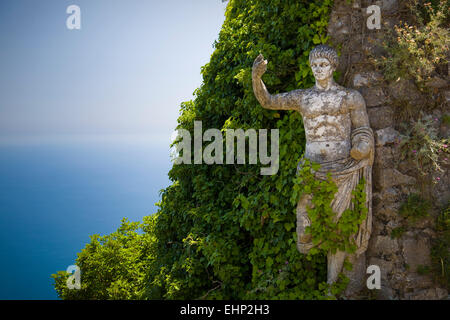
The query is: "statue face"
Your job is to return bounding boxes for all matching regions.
[310,57,334,81]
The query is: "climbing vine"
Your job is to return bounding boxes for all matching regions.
[292,158,368,256]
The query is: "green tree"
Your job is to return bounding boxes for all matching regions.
[52,218,155,299]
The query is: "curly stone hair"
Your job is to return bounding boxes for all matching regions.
[309,45,339,69]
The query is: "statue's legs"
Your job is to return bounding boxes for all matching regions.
[296,194,314,254]
[343,252,367,296]
[327,250,346,284]
[328,251,367,295]
[297,185,367,295]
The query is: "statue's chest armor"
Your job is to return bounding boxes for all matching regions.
[301,89,349,118]
[300,90,351,141]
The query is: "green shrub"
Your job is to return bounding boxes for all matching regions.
[397,114,449,194]
[442,114,450,126]
[417,264,431,275]
[399,193,431,223]
[375,0,449,90]
[391,226,406,239]
[51,218,154,299]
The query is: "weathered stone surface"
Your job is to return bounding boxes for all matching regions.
[349,52,364,65]
[377,285,396,300]
[403,273,434,291]
[426,77,448,89]
[402,238,431,271]
[408,288,446,300]
[412,217,434,229]
[344,252,367,296]
[386,220,401,234]
[368,106,394,130]
[444,90,450,104]
[374,168,416,190]
[368,259,397,299]
[436,288,449,300]
[381,0,399,12]
[373,188,401,205]
[375,204,400,221]
[396,158,416,176]
[369,257,394,281]
[374,146,394,168]
[375,127,399,146]
[369,236,399,257]
[351,0,361,8]
[362,35,386,57]
[352,72,383,88]
[382,16,399,29]
[422,228,436,237]
[388,79,424,106]
[327,14,351,38]
[359,87,388,107]
[372,219,386,235]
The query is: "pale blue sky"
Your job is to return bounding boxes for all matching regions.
[0,0,227,141]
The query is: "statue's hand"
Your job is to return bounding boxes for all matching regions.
[350,140,370,160]
[252,54,268,78]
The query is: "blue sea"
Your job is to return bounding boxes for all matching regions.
[0,135,171,299]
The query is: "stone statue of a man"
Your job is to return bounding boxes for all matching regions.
[252,45,374,291]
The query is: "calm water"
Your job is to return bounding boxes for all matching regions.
[0,135,171,299]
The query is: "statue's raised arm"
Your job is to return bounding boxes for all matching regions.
[252,54,300,111]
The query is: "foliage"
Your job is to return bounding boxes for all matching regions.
[391,193,430,239]
[293,158,368,255]
[443,114,450,126]
[397,114,449,193]
[375,0,449,90]
[417,264,432,275]
[51,218,155,299]
[430,203,450,289]
[390,226,406,239]
[53,0,340,300]
[398,193,431,223]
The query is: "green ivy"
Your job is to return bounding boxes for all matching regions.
[293,158,368,256]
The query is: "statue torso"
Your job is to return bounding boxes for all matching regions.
[299,86,352,163]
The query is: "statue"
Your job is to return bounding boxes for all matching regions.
[252,45,374,292]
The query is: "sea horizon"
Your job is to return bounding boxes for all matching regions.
[0,134,172,299]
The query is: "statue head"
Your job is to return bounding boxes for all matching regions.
[309,45,338,82]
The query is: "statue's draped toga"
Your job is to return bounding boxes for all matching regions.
[296,126,374,256]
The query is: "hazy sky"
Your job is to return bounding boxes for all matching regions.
[0,0,227,141]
